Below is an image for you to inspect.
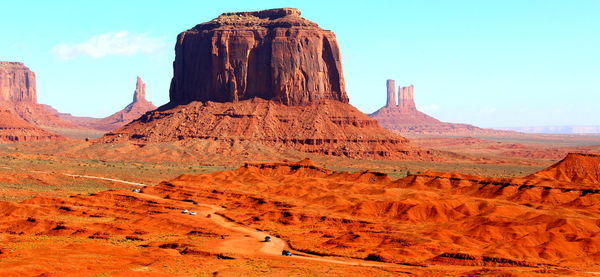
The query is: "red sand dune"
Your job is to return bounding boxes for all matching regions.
[142,155,600,269]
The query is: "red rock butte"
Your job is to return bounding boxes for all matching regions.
[168,8,348,106]
[101,8,432,160]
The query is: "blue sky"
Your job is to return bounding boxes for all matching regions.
[1,0,599,127]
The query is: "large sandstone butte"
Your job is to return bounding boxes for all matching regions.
[169,8,348,105]
[102,8,430,160]
[370,80,509,135]
[59,77,157,131]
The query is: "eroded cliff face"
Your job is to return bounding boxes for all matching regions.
[168,8,348,105]
[0,62,36,103]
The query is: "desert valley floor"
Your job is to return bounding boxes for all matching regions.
[1,133,600,276]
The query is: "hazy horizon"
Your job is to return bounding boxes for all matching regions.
[2,0,598,128]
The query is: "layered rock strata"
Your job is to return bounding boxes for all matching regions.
[102,99,431,159]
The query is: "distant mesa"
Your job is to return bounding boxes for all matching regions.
[370,79,511,135]
[101,8,431,160]
[503,125,600,134]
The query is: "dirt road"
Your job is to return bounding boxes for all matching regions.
[2,166,393,268]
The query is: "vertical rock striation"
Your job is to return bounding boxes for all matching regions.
[168,8,348,106]
[385,79,396,107]
[133,76,147,102]
[398,85,416,111]
[0,62,37,103]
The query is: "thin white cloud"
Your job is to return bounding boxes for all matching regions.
[53,31,166,60]
[420,104,440,112]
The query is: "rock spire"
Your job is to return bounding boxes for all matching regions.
[133,76,147,102]
[385,79,396,108]
[398,84,416,111]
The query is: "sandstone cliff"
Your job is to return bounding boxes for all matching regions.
[168,8,348,106]
[0,62,36,103]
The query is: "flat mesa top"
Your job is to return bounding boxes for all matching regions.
[0,61,26,67]
[0,62,31,73]
[190,8,320,32]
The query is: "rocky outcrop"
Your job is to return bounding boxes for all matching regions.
[168,8,348,106]
[101,98,432,159]
[370,80,509,135]
[0,62,36,103]
[529,153,600,184]
[0,109,62,142]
